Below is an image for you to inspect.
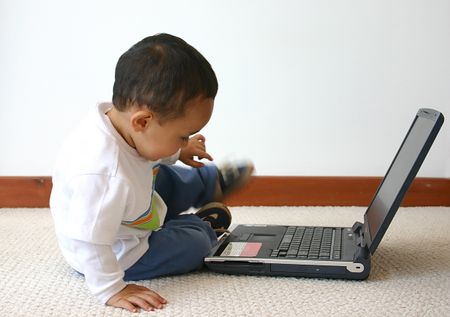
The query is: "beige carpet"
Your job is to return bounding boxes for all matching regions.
[1,206,449,316]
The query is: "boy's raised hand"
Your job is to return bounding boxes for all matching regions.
[107,284,167,313]
[179,134,213,168]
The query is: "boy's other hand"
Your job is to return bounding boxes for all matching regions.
[106,284,167,313]
[179,134,213,168]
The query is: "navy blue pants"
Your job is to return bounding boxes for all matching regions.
[124,164,218,281]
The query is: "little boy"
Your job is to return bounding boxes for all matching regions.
[50,33,253,313]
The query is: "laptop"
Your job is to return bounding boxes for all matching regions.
[205,108,444,280]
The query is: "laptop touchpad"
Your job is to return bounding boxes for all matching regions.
[249,233,277,242]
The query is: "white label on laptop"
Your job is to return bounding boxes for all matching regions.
[220,242,262,257]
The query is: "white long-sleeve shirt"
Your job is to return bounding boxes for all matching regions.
[50,102,179,303]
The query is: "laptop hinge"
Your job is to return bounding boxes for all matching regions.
[352,221,367,249]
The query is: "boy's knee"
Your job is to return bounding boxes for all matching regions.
[126,219,216,280]
[179,227,215,267]
[149,215,217,273]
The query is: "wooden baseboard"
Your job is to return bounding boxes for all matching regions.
[0,176,449,208]
[224,176,450,207]
[0,177,53,208]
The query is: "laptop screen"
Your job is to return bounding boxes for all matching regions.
[364,109,444,254]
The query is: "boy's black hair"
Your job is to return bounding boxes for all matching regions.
[112,33,218,121]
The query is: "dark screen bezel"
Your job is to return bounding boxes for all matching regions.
[363,109,444,255]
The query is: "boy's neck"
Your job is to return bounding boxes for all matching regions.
[106,107,136,149]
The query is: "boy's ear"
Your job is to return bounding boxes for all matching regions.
[130,110,154,132]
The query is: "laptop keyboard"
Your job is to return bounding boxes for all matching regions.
[270,226,343,260]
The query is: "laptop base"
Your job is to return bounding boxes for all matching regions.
[205,223,371,280]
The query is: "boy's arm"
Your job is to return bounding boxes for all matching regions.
[179,134,213,168]
[107,284,167,312]
[52,174,166,311]
[74,240,166,312]
[74,240,126,303]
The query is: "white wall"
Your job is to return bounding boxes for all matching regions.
[1,0,449,177]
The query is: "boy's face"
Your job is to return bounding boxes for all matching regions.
[131,96,214,161]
